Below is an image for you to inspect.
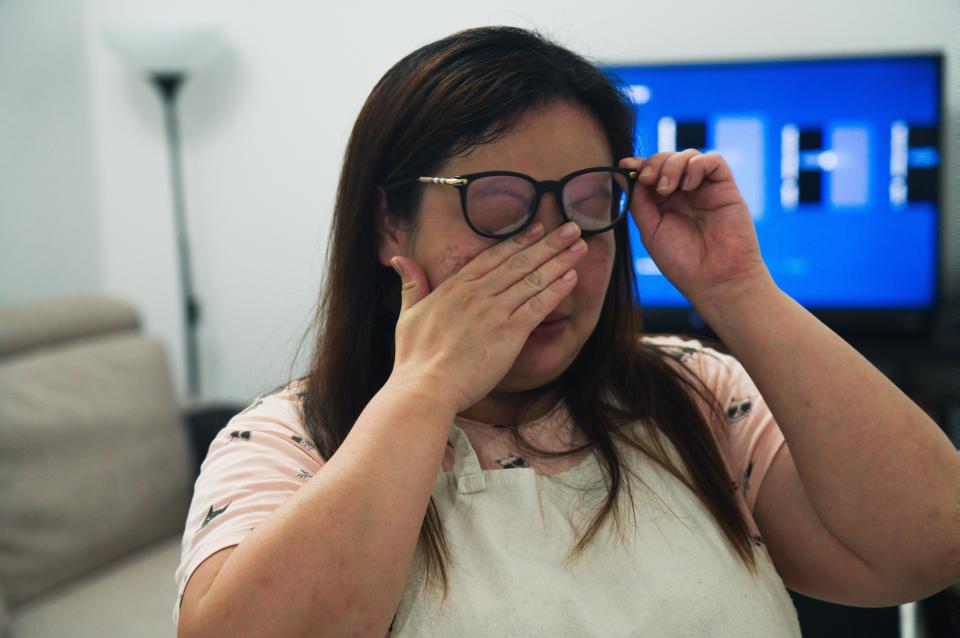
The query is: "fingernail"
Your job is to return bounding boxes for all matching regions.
[657,176,669,191]
[568,239,586,253]
[639,166,654,178]
[681,175,691,190]
[560,222,579,238]
[525,222,544,239]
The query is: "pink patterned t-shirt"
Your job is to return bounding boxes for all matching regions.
[172,335,787,628]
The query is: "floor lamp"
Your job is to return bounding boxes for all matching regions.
[102,22,224,404]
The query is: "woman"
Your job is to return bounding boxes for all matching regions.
[174,26,957,637]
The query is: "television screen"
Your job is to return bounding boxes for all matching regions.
[602,54,942,324]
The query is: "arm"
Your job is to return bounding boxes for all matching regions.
[698,277,959,594]
[181,212,588,637]
[179,376,456,638]
[621,149,959,598]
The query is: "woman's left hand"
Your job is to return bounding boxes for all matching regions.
[618,150,774,309]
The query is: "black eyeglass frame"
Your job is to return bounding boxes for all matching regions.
[417,166,638,239]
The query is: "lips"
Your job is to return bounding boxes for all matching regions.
[542,313,568,323]
[529,314,568,340]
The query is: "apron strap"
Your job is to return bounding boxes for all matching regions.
[448,424,487,494]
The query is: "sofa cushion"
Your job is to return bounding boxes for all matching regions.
[9,535,182,638]
[0,331,193,607]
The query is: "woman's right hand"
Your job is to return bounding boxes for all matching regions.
[388,220,588,414]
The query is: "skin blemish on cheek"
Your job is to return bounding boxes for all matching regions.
[584,237,615,270]
[576,238,615,303]
[435,243,476,280]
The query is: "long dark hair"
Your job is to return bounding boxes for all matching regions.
[291,25,762,598]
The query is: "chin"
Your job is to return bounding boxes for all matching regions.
[497,333,583,392]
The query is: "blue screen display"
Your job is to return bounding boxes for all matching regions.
[602,55,941,309]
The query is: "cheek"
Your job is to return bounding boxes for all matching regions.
[575,237,615,307]
[426,242,485,288]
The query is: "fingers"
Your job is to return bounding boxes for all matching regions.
[393,220,584,323]
[620,150,733,197]
[511,266,578,328]
[391,256,429,313]
[634,149,701,196]
[392,219,586,327]
[451,218,583,289]
[452,221,549,283]
[487,221,584,296]
[502,233,586,323]
[446,220,587,330]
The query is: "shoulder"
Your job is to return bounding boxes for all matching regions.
[639,334,742,387]
[235,378,308,424]
[203,378,322,467]
[174,379,320,627]
[640,335,783,517]
[639,334,760,424]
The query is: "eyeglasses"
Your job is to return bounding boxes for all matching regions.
[417,166,638,239]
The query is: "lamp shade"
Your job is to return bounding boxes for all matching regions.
[101,21,224,75]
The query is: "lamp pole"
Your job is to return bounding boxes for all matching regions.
[152,72,201,400]
[102,21,224,405]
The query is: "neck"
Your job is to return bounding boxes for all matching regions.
[457,386,561,426]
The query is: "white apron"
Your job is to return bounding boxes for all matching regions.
[391,422,802,636]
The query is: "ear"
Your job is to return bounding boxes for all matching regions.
[374,187,409,267]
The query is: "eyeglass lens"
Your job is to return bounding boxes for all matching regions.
[465,170,630,236]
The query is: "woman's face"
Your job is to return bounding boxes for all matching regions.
[380,100,616,393]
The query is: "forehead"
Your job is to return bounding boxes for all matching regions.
[440,101,612,179]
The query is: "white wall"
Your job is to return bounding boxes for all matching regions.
[0,0,101,303]
[5,0,957,406]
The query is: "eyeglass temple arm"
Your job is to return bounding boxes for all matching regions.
[419,170,638,185]
[418,177,469,185]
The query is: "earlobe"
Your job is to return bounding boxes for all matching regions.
[374,187,407,267]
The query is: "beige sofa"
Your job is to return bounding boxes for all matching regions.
[0,296,197,637]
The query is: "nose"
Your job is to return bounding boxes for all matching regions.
[530,187,567,234]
